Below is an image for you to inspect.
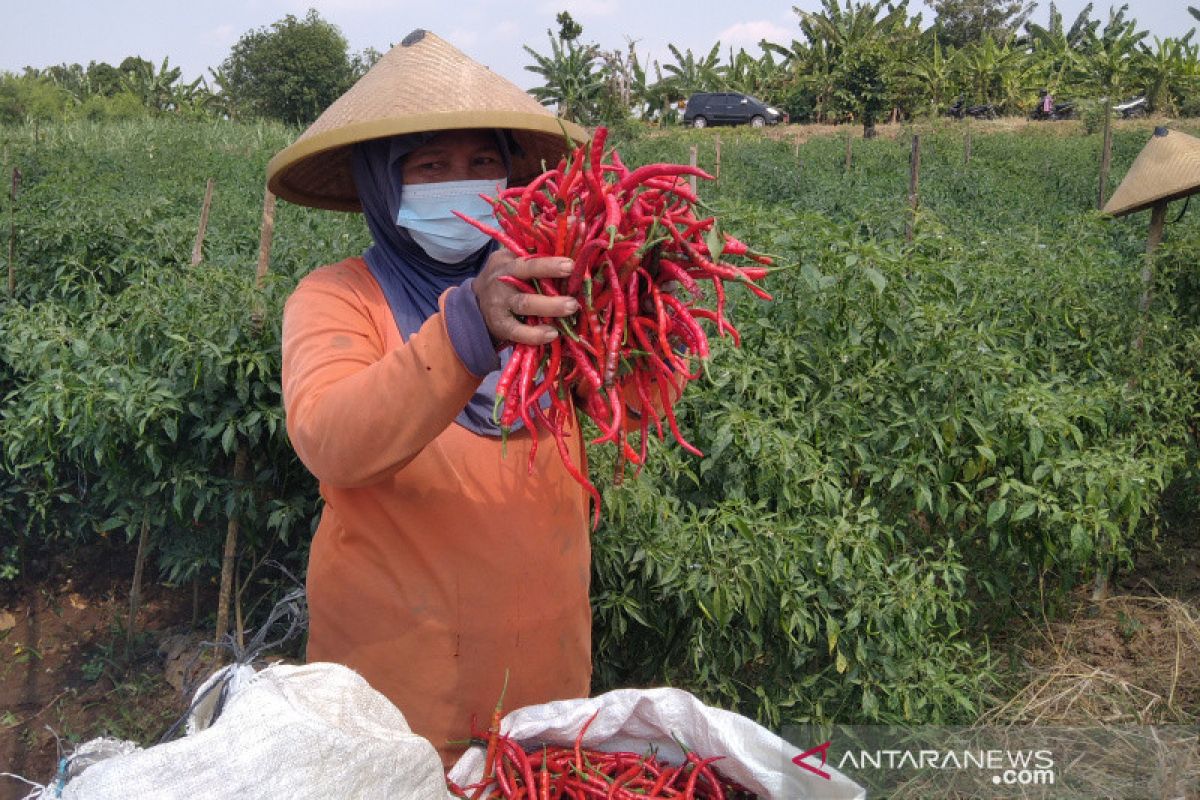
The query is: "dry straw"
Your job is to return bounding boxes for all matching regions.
[267,29,587,211]
[883,593,1200,798]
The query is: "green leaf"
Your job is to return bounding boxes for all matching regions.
[986,499,1007,526]
[1012,501,1037,522]
[863,266,887,294]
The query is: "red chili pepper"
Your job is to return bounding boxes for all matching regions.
[460,127,770,522]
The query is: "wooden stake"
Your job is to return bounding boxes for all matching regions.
[714,136,722,181]
[844,132,853,174]
[1098,102,1113,210]
[214,447,247,658]
[127,511,151,654]
[191,178,215,267]
[8,167,21,296]
[688,145,698,195]
[214,186,276,658]
[254,188,276,291]
[794,132,801,160]
[906,134,921,242]
[1099,200,1170,603]
[1131,200,1168,351]
[251,188,277,330]
[8,167,20,297]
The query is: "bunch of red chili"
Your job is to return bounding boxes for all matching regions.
[456,126,772,525]
[447,709,759,800]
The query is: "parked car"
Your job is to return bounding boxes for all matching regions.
[683,92,783,128]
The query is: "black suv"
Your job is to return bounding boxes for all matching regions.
[682,92,783,128]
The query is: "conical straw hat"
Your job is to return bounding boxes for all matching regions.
[267,29,588,211]
[1103,127,1200,217]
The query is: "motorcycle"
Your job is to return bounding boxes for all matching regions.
[1030,101,1075,121]
[946,98,997,121]
[1113,96,1148,118]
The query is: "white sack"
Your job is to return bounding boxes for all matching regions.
[447,687,864,800]
[61,662,452,800]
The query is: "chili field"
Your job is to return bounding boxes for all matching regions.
[1,117,1198,740]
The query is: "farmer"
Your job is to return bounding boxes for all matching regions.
[1041,89,1054,116]
[266,30,592,766]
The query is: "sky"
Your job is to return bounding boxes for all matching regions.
[1,1,1196,93]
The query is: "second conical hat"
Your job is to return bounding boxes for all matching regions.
[1103,127,1200,217]
[267,29,588,212]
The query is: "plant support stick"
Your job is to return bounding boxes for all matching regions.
[191,178,215,267]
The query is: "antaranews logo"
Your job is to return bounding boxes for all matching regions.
[787,724,1198,797]
[791,732,1057,791]
[792,740,833,780]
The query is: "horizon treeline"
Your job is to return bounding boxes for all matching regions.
[1,1,1197,128]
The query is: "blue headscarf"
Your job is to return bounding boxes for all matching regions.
[350,133,515,437]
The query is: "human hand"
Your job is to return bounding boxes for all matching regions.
[474,249,579,346]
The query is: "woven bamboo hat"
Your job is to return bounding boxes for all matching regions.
[1103,127,1200,217]
[267,29,588,212]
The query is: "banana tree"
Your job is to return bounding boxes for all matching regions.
[1070,4,1147,100]
[1024,1,1100,95]
[523,30,605,124]
[121,56,185,113]
[1137,34,1196,113]
[952,33,1026,108]
[658,42,724,97]
[900,34,953,117]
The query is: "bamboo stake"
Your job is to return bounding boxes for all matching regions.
[906,134,921,242]
[214,447,248,659]
[127,511,151,654]
[794,132,801,160]
[8,167,20,297]
[1096,200,1171,604]
[688,145,698,196]
[1098,100,1113,210]
[190,178,215,267]
[1131,201,1168,352]
[714,136,722,181]
[214,186,276,659]
[254,188,276,292]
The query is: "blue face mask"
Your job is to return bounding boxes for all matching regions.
[396,179,507,263]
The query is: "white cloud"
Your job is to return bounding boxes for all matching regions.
[715,20,794,51]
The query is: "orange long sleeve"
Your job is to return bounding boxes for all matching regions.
[281,257,592,767]
[282,258,478,487]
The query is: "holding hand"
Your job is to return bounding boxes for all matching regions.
[474,249,579,346]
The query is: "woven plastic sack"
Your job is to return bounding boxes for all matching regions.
[447,687,864,800]
[60,662,453,800]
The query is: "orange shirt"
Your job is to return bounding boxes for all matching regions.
[281,257,592,766]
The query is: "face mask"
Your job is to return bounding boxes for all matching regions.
[396,179,506,263]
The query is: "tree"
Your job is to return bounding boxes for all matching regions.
[926,0,1036,49]
[1025,2,1100,94]
[787,0,920,124]
[120,57,185,112]
[524,21,604,124]
[839,42,890,136]
[220,9,355,124]
[900,33,953,116]
[658,42,724,97]
[952,33,1028,108]
[556,11,583,42]
[1072,4,1146,100]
